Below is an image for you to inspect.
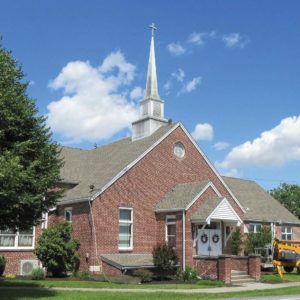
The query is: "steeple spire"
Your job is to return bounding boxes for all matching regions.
[145,23,160,100]
[131,23,168,141]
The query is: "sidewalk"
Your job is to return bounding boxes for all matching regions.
[1,281,300,294]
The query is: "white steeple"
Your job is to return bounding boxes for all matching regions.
[145,23,160,100]
[132,23,168,141]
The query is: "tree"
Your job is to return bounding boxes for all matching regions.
[0,41,62,230]
[245,225,272,255]
[35,222,80,277]
[270,183,300,219]
[231,227,242,255]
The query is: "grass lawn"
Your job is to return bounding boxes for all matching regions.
[0,278,224,289]
[261,272,300,283]
[3,286,300,300]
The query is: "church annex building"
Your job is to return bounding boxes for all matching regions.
[1,26,300,282]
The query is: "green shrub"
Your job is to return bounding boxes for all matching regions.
[31,268,45,280]
[152,243,178,278]
[35,222,80,277]
[245,225,272,255]
[73,271,92,280]
[132,269,153,283]
[176,266,198,281]
[231,227,242,255]
[0,256,6,276]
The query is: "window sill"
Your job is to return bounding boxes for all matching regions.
[0,247,34,251]
[118,248,133,252]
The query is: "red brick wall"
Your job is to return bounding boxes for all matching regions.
[193,257,218,280]
[102,261,123,276]
[193,255,261,283]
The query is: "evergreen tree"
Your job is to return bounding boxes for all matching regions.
[0,41,62,230]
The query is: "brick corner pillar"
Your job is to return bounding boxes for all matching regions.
[248,255,261,281]
[218,255,232,284]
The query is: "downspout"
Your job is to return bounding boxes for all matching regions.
[182,210,186,271]
[88,200,99,268]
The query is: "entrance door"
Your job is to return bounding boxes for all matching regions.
[198,223,221,256]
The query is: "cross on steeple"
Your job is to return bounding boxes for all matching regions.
[149,22,157,37]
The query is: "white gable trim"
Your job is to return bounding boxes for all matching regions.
[179,123,246,213]
[90,123,181,201]
[206,197,243,225]
[185,181,221,211]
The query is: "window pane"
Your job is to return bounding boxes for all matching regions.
[118,238,131,248]
[120,209,131,221]
[167,224,176,236]
[18,235,33,247]
[0,235,15,247]
[119,224,131,235]
[168,236,176,248]
[19,228,33,235]
[65,210,72,222]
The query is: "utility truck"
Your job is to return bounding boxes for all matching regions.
[272,238,300,278]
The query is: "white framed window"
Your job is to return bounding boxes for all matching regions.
[248,223,262,233]
[118,208,133,250]
[282,226,292,240]
[0,227,35,250]
[165,215,176,248]
[64,207,72,222]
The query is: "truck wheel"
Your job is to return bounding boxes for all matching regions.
[284,266,294,273]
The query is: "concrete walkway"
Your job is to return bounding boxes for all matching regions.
[1,281,300,294]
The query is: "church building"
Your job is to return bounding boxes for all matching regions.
[1,26,300,283]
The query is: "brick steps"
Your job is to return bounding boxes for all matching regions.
[231,270,256,284]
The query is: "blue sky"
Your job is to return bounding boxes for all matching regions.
[1,0,300,190]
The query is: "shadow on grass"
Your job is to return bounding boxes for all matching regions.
[0,288,57,300]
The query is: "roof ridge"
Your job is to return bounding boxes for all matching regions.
[222,175,255,183]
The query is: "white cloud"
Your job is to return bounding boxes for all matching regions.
[171,68,185,82]
[130,86,144,100]
[163,80,172,95]
[47,51,139,143]
[222,33,250,49]
[218,116,300,169]
[187,30,217,46]
[213,142,230,151]
[180,77,202,94]
[187,32,206,46]
[221,168,239,178]
[167,42,186,56]
[192,123,214,141]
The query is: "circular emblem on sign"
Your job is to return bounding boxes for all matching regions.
[201,233,208,244]
[212,233,220,243]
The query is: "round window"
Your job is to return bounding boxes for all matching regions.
[173,142,185,159]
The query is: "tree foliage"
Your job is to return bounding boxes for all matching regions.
[35,222,80,277]
[152,243,178,277]
[231,227,242,255]
[0,41,62,230]
[245,225,272,255]
[270,183,300,219]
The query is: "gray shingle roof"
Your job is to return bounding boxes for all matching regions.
[59,123,177,203]
[191,197,223,221]
[222,176,300,224]
[101,254,153,270]
[155,181,210,211]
